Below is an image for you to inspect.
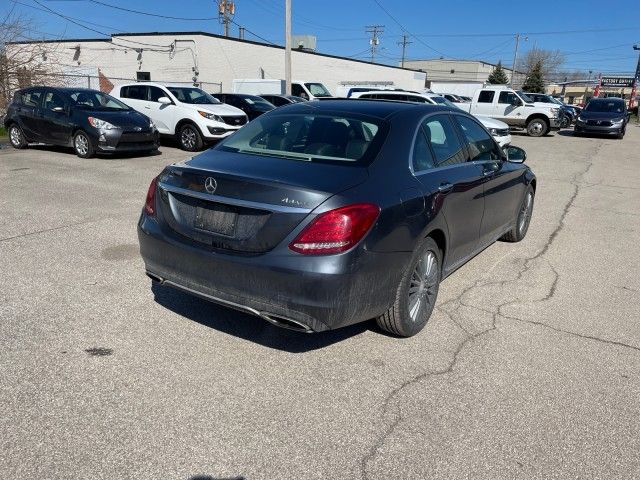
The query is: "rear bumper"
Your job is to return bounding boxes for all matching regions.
[138,214,410,332]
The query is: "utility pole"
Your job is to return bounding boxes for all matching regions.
[631,44,639,114]
[366,25,384,63]
[285,0,291,95]
[397,34,412,68]
[218,1,235,37]
[510,34,520,88]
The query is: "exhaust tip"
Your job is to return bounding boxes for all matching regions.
[146,272,164,284]
[261,313,313,333]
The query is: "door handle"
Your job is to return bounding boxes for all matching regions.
[438,182,454,193]
[144,106,151,109]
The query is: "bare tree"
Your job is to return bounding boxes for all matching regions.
[521,48,566,84]
[0,11,65,115]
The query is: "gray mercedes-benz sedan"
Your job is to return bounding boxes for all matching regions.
[139,100,535,337]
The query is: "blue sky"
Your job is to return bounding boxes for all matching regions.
[5,0,640,74]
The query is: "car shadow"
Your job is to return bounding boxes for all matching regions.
[27,144,163,159]
[151,283,371,352]
[556,130,576,137]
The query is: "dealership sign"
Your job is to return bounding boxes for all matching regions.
[600,77,635,87]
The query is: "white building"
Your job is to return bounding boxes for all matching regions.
[402,59,518,97]
[9,31,427,96]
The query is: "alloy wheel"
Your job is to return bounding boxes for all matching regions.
[408,250,438,322]
[75,134,89,156]
[528,120,544,136]
[181,127,196,150]
[519,192,533,235]
[9,126,22,147]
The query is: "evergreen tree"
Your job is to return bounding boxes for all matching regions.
[522,60,545,93]
[487,61,509,85]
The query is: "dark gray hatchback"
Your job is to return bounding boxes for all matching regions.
[139,100,536,337]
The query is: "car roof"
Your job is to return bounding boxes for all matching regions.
[281,99,452,119]
[589,97,623,102]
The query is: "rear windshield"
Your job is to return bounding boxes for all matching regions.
[584,100,624,113]
[217,113,387,165]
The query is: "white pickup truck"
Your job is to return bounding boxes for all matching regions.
[458,86,561,137]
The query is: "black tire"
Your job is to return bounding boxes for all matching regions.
[559,115,571,129]
[8,124,28,149]
[177,124,203,151]
[376,237,442,337]
[501,185,535,242]
[73,130,95,158]
[526,117,549,137]
[617,128,625,140]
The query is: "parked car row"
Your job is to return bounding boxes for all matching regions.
[3,82,314,156]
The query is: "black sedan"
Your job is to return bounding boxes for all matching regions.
[210,93,275,120]
[259,94,308,107]
[574,97,628,139]
[4,87,159,158]
[138,101,535,337]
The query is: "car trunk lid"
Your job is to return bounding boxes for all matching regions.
[156,151,368,253]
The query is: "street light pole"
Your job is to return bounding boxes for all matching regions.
[285,0,292,95]
[631,44,640,117]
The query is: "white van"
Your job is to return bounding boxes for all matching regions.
[113,82,248,151]
[232,79,333,101]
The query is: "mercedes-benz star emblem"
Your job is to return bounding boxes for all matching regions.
[204,177,217,194]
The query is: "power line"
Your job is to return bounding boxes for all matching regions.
[86,0,218,21]
[370,0,451,58]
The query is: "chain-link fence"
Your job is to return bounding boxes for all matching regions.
[1,69,223,117]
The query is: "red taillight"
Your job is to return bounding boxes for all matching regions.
[289,203,380,255]
[144,177,158,216]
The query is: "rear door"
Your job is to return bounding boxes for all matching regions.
[452,113,522,244]
[40,89,72,144]
[16,88,45,141]
[412,113,485,267]
[473,90,496,116]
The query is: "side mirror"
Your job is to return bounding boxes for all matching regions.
[504,146,527,163]
[51,106,65,113]
[158,96,172,105]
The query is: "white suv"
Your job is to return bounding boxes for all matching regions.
[113,83,248,151]
[352,90,512,147]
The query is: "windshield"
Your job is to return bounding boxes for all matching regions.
[430,96,462,110]
[584,100,624,113]
[241,95,275,109]
[516,91,534,103]
[69,90,130,111]
[304,83,332,97]
[167,87,220,105]
[217,113,386,164]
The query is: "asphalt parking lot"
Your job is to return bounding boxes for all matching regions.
[1,126,640,479]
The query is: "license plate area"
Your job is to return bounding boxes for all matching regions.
[194,203,238,236]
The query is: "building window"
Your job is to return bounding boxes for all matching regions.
[136,71,151,81]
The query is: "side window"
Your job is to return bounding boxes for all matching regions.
[454,115,502,161]
[42,91,66,110]
[149,86,166,102]
[477,90,495,103]
[407,95,427,103]
[423,115,466,166]
[412,126,435,172]
[498,91,518,104]
[291,84,304,97]
[21,89,43,107]
[122,85,147,100]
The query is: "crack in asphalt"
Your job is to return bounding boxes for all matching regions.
[360,143,639,478]
[0,219,96,243]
